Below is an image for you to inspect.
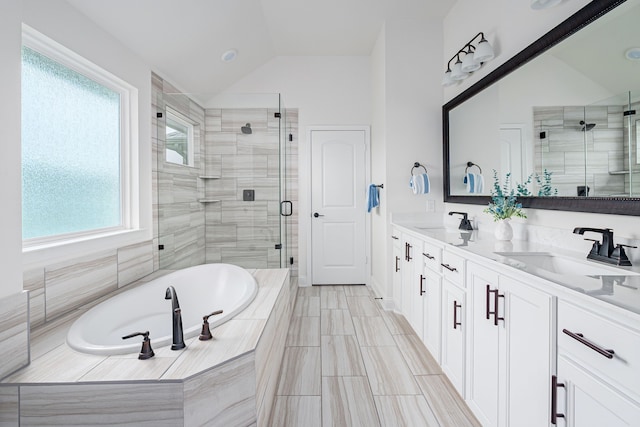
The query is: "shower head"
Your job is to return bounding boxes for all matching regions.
[241,123,252,134]
[580,120,596,131]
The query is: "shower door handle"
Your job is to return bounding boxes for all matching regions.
[280,201,293,217]
[313,212,324,218]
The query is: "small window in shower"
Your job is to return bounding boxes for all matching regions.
[165,108,194,166]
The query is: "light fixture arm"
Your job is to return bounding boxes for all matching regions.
[444,32,490,72]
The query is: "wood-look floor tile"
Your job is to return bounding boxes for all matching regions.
[321,335,366,376]
[286,316,320,346]
[320,290,348,309]
[374,395,439,427]
[346,296,380,317]
[297,286,320,297]
[352,317,395,347]
[271,396,321,427]
[416,375,481,427]
[294,296,320,317]
[393,334,442,375]
[321,309,355,335]
[322,377,380,427]
[361,346,421,395]
[277,347,321,396]
[342,285,372,297]
[380,310,415,335]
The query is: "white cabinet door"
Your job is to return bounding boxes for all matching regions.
[467,263,501,427]
[391,232,402,312]
[557,356,640,427]
[402,235,423,336]
[422,263,442,363]
[442,280,466,396]
[500,275,553,427]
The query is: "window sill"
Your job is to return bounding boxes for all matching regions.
[23,228,152,269]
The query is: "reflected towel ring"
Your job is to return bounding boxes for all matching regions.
[465,161,482,174]
[411,162,428,175]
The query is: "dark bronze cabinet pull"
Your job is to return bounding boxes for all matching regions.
[441,263,457,272]
[407,243,413,261]
[422,252,435,260]
[562,329,615,359]
[419,275,425,295]
[453,301,462,329]
[395,256,400,272]
[551,375,565,424]
[485,284,491,320]
[391,235,399,240]
[405,243,408,261]
[486,285,505,325]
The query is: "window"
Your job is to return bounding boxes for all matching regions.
[21,28,135,244]
[165,108,194,166]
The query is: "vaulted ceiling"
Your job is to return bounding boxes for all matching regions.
[65,0,456,95]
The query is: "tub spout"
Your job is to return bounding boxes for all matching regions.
[165,286,186,350]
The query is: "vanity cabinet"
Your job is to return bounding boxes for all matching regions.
[421,240,443,363]
[391,229,403,312]
[467,262,554,427]
[554,300,640,426]
[441,277,466,395]
[402,234,424,338]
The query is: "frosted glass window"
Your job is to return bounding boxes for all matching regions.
[22,46,122,240]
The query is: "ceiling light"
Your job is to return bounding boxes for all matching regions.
[530,0,562,10]
[625,48,640,61]
[442,32,495,87]
[221,49,238,62]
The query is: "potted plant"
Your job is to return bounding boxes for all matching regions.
[484,170,526,240]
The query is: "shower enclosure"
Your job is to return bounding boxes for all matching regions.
[534,90,640,197]
[152,74,297,274]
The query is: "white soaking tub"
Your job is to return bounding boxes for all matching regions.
[66,263,258,355]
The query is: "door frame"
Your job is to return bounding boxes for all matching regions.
[306,125,371,286]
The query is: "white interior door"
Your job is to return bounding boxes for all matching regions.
[310,129,368,285]
[500,126,525,184]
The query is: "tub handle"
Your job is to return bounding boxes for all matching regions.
[122,331,155,360]
[199,310,224,341]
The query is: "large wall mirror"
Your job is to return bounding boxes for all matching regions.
[444,0,640,215]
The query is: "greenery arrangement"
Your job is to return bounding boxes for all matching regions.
[484,170,527,221]
[514,169,558,197]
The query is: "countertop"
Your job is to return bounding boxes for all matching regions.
[392,221,640,317]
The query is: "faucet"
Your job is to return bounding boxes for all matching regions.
[449,211,474,231]
[165,286,186,350]
[572,227,636,266]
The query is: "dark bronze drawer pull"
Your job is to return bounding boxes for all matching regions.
[419,275,425,296]
[562,329,614,359]
[395,256,400,272]
[422,252,435,260]
[391,235,399,240]
[453,301,462,329]
[441,263,457,272]
[551,375,565,424]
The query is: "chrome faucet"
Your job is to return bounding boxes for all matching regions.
[573,227,636,266]
[165,285,186,350]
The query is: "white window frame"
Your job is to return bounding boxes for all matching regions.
[21,25,143,264]
[165,107,195,167]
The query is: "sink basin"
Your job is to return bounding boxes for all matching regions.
[494,252,637,276]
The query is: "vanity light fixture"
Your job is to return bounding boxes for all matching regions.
[442,32,495,86]
[530,0,562,10]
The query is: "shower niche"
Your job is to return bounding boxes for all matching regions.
[152,73,298,274]
[533,90,640,198]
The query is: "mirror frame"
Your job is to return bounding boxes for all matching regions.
[443,0,640,216]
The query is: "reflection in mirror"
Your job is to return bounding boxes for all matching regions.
[165,108,194,166]
[445,0,640,215]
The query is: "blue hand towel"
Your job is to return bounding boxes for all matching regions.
[465,173,484,194]
[367,184,380,212]
[409,173,430,195]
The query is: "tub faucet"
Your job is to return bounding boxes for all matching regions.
[165,285,186,350]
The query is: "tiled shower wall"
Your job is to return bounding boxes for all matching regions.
[622,101,640,196]
[534,105,626,197]
[152,73,298,276]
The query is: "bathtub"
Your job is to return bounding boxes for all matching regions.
[66,263,258,355]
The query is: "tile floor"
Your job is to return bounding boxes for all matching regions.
[269,285,481,426]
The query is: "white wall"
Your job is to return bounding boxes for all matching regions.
[0,0,23,299]
[443,0,640,241]
[21,0,153,267]
[216,56,372,284]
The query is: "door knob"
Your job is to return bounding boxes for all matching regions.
[313,212,324,218]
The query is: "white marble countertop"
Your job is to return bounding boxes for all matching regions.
[392,221,640,317]
[1,268,289,385]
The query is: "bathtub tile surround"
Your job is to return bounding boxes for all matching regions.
[23,268,45,327]
[0,292,29,380]
[2,268,293,426]
[272,285,480,426]
[117,240,154,288]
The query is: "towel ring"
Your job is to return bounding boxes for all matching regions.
[411,162,428,175]
[465,161,482,174]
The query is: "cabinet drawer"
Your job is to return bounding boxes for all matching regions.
[558,300,640,398]
[421,241,442,273]
[391,231,401,249]
[441,250,465,287]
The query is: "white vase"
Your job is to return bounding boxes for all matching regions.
[494,219,513,241]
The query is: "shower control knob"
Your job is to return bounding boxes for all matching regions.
[313,212,324,218]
